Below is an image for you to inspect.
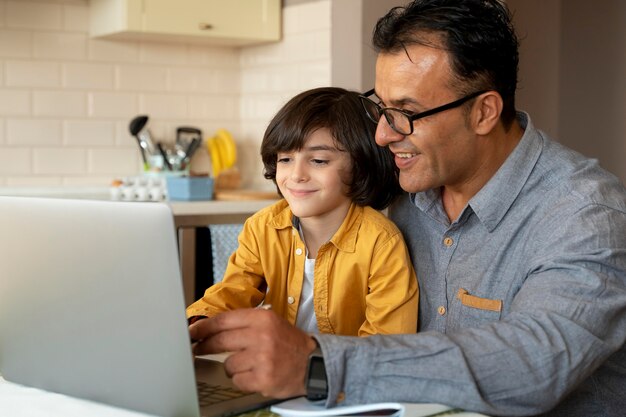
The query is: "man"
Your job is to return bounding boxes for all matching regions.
[190,1,626,415]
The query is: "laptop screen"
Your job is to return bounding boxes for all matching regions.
[0,197,200,417]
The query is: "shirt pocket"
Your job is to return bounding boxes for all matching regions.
[455,288,503,327]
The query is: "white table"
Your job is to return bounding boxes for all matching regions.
[0,376,489,417]
[0,376,274,417]
[0,376,156,417]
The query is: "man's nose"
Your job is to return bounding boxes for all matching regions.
[375,115,404,147]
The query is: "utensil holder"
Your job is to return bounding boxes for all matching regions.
[165,176,214,201]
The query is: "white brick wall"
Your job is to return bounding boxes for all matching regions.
[0,89,30,115]
[63,62,115,90]
[64,119,116,146]
[6,60,62,87]
[6,1,63,30]
[240,0,332,189]
[7,119,62,145]
[0,30,31,58]
[0,0,332,187]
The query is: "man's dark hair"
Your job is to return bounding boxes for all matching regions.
[261,87,402,210]
[373,0,519,127]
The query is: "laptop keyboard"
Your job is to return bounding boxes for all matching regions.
[197,381,249,406]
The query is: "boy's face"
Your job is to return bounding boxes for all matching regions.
[275,128,352,225]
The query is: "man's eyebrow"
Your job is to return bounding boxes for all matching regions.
[388,96,421,108]
[374,91,421,108]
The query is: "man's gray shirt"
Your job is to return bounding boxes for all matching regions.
[315,113,626,416]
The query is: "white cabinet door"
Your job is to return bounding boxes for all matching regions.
[90,0,281,46]
[143,0,279,41]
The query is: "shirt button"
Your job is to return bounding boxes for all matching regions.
[438,306,446,315]
[295,248,303,255]
[287,296,295,304]
[443,237,454,247]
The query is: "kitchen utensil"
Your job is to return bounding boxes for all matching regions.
[129,115,148,137]
[128,116,148,165]
[175,126,203,171]
[179,138,201,170]
[176,126,201,155]
[185,137,200,158]
[176,126,202,147]
[129,115,156,162]
[157,143,173,171]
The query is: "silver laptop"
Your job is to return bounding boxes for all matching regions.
[0,196,278,417]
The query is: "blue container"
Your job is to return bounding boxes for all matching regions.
[165,176,214,201]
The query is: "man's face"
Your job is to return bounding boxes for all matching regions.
[374,44,480,194]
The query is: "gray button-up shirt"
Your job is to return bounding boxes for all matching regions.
[316,113,626,416]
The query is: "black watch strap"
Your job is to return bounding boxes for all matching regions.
[305,343,328,401]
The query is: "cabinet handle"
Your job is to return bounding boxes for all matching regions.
[198,23,213,30]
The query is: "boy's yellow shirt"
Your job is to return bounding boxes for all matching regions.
[187,199,418,336]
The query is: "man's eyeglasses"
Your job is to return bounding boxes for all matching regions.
[359,89,488,135]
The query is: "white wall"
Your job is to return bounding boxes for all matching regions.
[329,0,406,93]
[509,0,626,184]
[0,0,332,188]
[558,0,626,183]
[240,0,332,189]
[509,0,561,140]
[359,0,407,91]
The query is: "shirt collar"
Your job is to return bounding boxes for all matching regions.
[412,112,543,231]
[328,203,361,253]
[267,201,361,253]
[470,112,542,231]
[267,201,296,230]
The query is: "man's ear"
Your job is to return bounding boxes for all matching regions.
[472,91,502,135]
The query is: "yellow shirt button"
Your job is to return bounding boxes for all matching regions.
[443,237,454,247]
[295,248,303,255]
[336,392,346,403]
[287,296,295,304]
[438,306,446,315]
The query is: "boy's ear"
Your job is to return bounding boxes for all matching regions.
[472,91,502,135]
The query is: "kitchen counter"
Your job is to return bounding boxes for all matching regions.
[0,186,113,200]
[0,187,279,221]
[0,186,281,230]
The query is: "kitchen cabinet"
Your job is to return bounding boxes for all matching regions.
[89,0,281,46]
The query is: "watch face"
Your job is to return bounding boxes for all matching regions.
[306,355,328,400]
[308,358,327,389]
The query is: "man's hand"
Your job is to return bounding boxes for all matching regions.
[189,308,318,398]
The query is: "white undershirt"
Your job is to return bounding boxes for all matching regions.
[294,227,318,333]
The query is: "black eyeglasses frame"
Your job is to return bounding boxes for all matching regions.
[359,89,488,135]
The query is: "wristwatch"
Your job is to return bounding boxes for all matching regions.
[305,343,328,401]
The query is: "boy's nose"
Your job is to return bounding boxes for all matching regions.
[290,160,308,182]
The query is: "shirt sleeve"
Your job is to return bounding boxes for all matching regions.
[358,231,419,336]
[186,218,267,318]
[316,202,626,416]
